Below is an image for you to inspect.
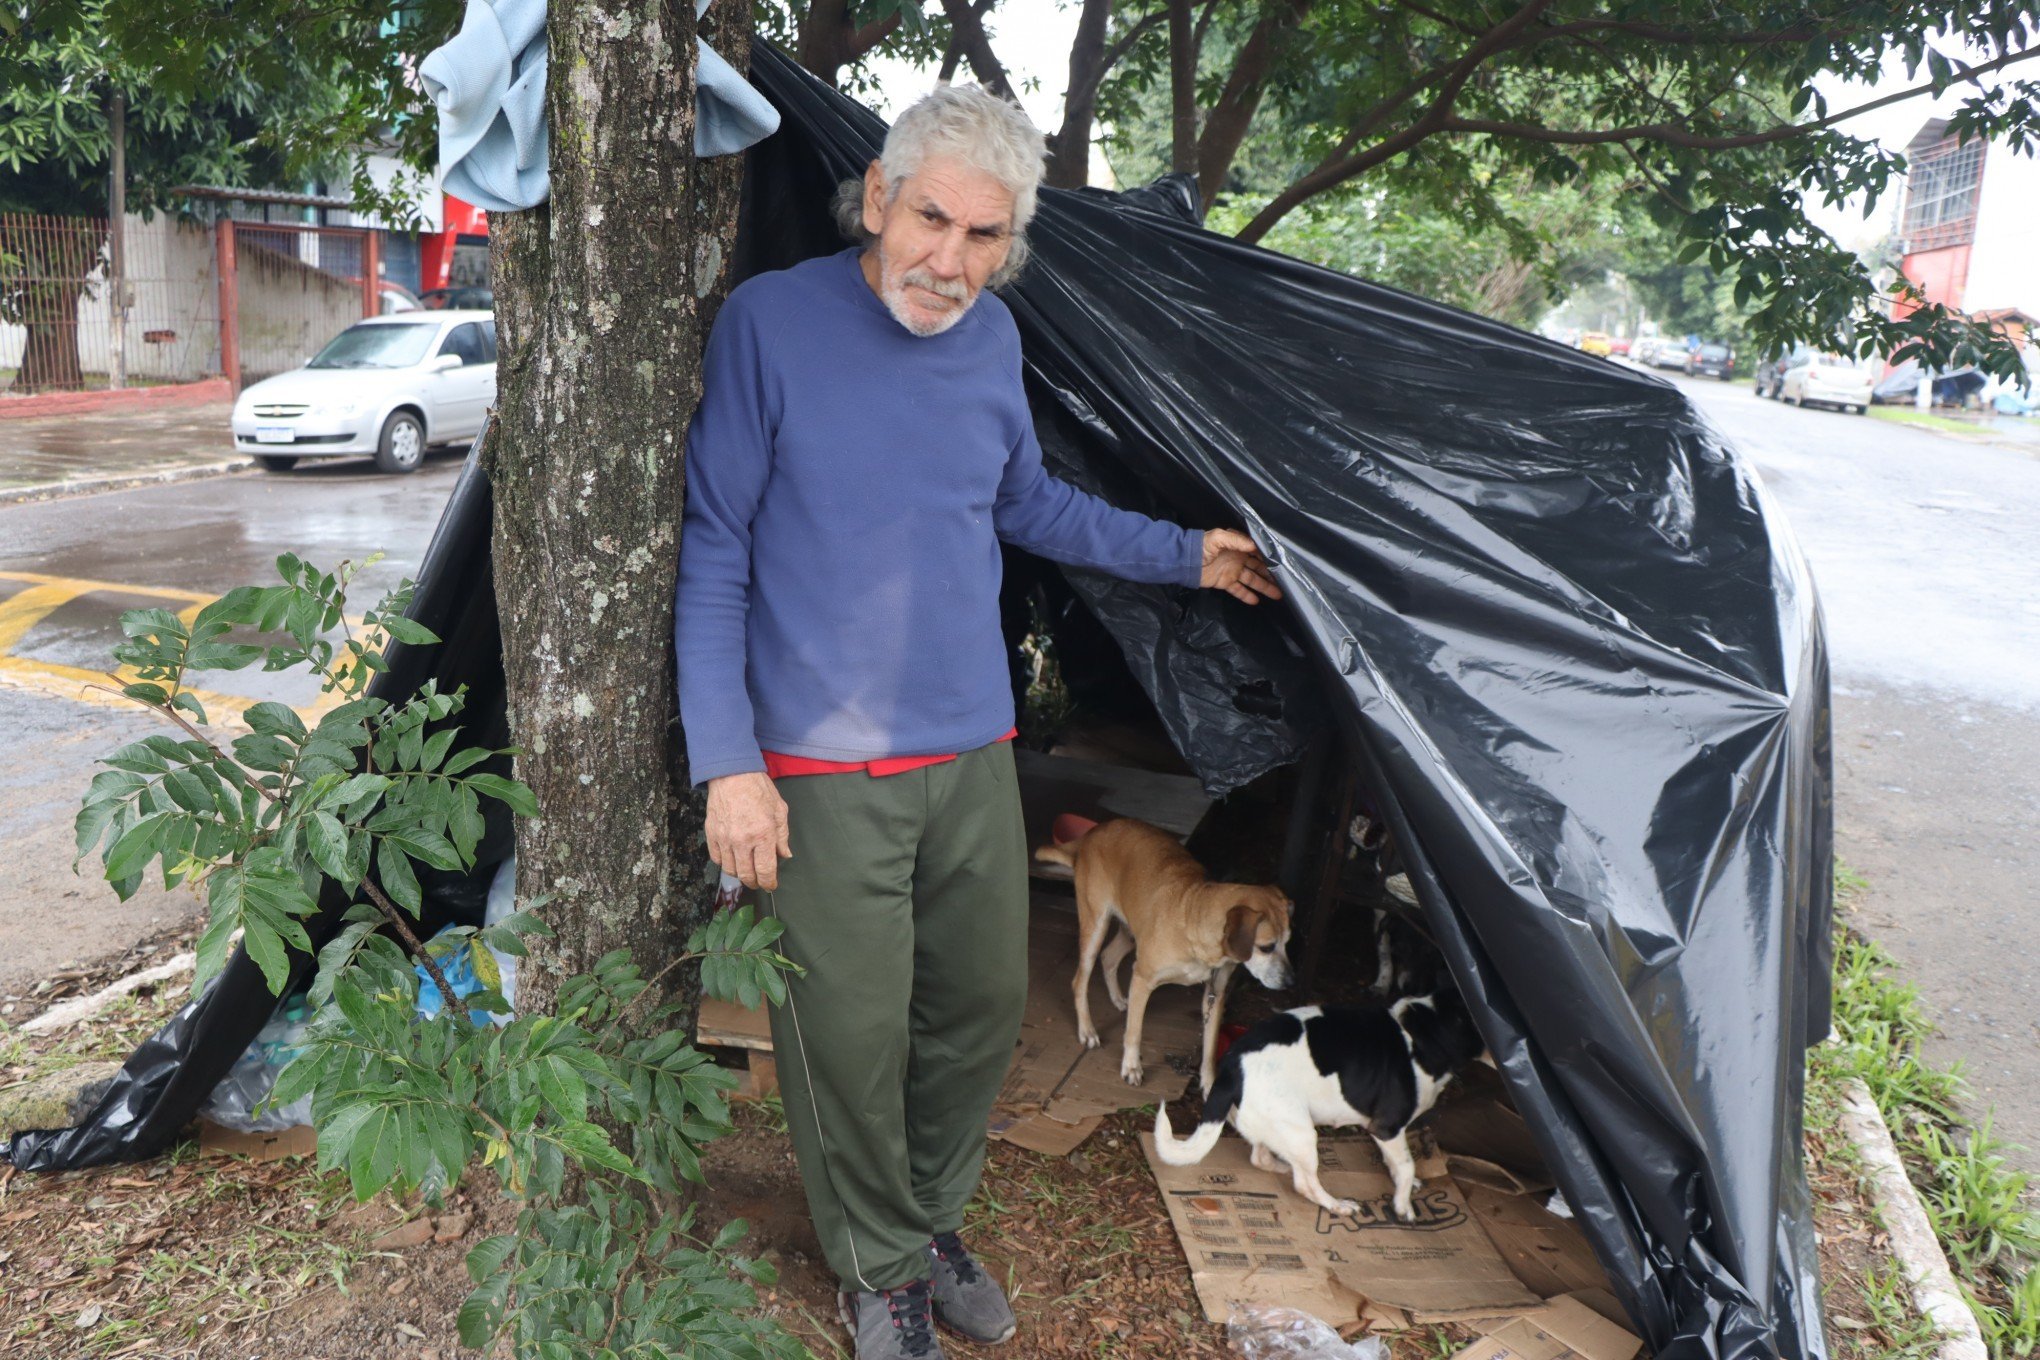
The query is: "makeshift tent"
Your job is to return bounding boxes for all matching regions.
[7,44,1832,1360]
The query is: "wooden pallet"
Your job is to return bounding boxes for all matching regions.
[1015,748,1212,881]
[697,996,777,1099]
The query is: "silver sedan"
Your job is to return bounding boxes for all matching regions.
[229,310,497,474]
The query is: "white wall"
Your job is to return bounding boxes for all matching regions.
[234,235,366,380]
[1964,143,2040,315]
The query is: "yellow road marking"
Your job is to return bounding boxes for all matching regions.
[0,583,86,653]
[0,655,321,725]
[0,569,211,607]
[0,571,349,724]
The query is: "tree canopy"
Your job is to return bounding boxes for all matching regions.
[10,0,2037,375]
[0,0,358,217]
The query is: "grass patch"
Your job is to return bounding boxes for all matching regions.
[1866,406,1987,436]
[1813,861,2040,1357]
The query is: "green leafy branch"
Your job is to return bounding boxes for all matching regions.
[74,551,806,1358]
[73,554,530,1016]
[273,904,801,1356]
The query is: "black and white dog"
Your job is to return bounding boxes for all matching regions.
[1153,992,1488,1221]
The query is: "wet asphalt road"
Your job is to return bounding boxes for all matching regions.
[3,382,2036,1168]
[0,450,465,1005]
[1660,371,2040,1168]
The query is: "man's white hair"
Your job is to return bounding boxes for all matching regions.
[833,83,1047,287]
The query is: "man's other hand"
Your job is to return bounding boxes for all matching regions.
[705,771,792,891]
[1201,528,1283,604]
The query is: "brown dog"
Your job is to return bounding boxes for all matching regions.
[1034,817,1294,1091]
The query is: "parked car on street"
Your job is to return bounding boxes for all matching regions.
[229,311,497,473]
[1580,331,1613,356]
[1609,336,1631,356]
[1649,340,1693,371]
[1777,350,1873,413]
[1633,337,1659,365]
[1684,342,1734,380]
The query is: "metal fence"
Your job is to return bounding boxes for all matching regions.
[0,212,379,396]
[0,212,223,394]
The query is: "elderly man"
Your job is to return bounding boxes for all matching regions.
[674,84,1279,1359]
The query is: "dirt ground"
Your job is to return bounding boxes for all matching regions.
[0,916,1907,1360]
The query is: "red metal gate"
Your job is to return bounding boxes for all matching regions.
[216,219,380,390]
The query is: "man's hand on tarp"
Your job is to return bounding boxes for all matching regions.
[1201,528,1283,605]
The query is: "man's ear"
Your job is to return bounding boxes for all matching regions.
[1224,905,1258,963]
[862,160,887,236]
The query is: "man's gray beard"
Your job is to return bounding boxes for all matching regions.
[876,243,975,337]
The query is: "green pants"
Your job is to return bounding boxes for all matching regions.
[759,739,1030,1292]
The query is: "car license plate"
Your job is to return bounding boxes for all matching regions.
[254,424,294,444]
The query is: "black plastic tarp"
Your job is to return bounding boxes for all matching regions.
[10,43,1831,1360]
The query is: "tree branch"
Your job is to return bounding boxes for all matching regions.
[847,9,903,62]
[1195,0,1313,210]
[1440,43,2040,149]
[1238,0,1560,240]
[938,0,996,83]
[1102,7,1167,73]
[938,0,1018,100]
[1236,14,2040,242]
[89,674,475,1023]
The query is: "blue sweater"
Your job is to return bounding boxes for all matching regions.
[674,247,1205,785]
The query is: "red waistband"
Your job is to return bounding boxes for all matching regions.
[761,727,1017,778]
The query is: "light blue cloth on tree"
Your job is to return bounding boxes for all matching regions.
[419,0,780,213]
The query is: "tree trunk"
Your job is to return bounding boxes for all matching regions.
[2,218,105,393]
[1046,0,1113,189]
[487,0,752,1029]
[16,297,88,392]
[797,0,903,87]
[1167,0,1198,177]
[1195,0,1311,212]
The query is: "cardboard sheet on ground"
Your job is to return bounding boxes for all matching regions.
[1426,1072,1556,1197]
[1448,1293,1642,1360]
[1141,1132,1543,1323]
[989,895,1205,1153]
[1461,1183,1611,1300]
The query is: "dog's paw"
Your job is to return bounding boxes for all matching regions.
[1391,1194,1416,1223]
[1120,1054,1145,1086]
[1077,1026,1101,1050]
[1108,992,1128,1012]
[1327,1198,1362,1218]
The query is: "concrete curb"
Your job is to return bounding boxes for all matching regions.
[1838,1077,1988,1360]
[0,457,255,505]
[0,1061,125,1140]
[21,952,194,1036]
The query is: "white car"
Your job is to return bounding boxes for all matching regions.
[1777,352,1873,414]
[230,310,497,473]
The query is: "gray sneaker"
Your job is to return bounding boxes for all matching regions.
[927,1231,1017,1344]
[837,1278,945,1360]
